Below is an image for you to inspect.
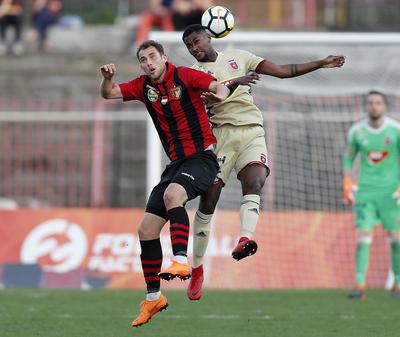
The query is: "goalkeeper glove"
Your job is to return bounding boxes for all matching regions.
[392,187,400,206]
[343,176,357,205]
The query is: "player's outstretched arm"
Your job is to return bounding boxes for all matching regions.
[222,72,260,94]
[201,81,230,104]
[255,55,345,79]
[100,63,123,99]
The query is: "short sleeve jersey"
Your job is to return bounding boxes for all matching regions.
[119,62,216,161]
[193,49,264,127]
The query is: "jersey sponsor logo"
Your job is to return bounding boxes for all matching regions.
[170,85,182,100]
[367,151,388,164]
[147,88,159,102]
[228,59,239,70]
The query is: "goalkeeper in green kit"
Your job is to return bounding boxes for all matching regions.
[343,90,400,300]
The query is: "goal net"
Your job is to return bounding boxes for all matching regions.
[1,32,400,290]
[150,31,400,289]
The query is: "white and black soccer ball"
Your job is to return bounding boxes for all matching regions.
[201,6,234,38]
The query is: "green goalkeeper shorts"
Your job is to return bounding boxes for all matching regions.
[354,190,400,232]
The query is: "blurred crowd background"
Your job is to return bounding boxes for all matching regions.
[1,0,399,58]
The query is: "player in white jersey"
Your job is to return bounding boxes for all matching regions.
[182,24,345,300]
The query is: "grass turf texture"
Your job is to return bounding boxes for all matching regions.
[1,289,399,337]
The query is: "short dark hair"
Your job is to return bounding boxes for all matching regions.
[136,40,165,59]
[182,24,207,41]
[367,90,388,105]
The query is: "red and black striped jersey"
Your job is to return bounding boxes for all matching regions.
[119,62,217,161]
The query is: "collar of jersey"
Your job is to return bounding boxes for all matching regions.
[365,116,387,133]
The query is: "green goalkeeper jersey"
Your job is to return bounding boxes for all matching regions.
[343,117,400,193]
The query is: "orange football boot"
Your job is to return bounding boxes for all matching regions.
[131,294,168,327]
[159,260,191,281]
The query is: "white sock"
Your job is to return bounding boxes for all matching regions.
[146,291,161,301]
[192,210,213,268]
[239,194,260,238]
[173,255,188,264]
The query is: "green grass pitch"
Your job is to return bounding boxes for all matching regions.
[1,289,399,337]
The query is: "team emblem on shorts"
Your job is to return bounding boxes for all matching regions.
[228,59,238,70]
[147,88,159,102]
[260,153,267,164]
[170,85,182,100]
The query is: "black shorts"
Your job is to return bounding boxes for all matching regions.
[145,150,219,220]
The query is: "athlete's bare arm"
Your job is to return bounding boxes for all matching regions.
[255,55,345,79]
[221,72,261,94]
[201,81,230,104]
[100,63,123,99]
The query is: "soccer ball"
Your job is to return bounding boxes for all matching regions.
[201,6,234,38]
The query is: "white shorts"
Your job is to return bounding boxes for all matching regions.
[213,124,269,184]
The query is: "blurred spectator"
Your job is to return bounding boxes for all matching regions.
[134,0,174,47]
[0,0,24,55]
[31,0,62,52]
[172,0,213,30]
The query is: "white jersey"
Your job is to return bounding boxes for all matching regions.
[192,49,264,127]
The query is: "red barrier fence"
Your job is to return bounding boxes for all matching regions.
[0,209,391,289]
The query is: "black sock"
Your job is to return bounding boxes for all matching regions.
[168,206,190,256]
[140,238,162,293]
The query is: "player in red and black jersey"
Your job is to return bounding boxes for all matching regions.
[100,40,229,327]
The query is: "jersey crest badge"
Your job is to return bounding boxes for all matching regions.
[385,136,391,145]
[228,59,239,70]
[367,151,388,164]
[147,88,159,102]
[161,96,168,105]
[170,85,182,100]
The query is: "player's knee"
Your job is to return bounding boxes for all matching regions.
[163,190,183,209]
[138,222,156,240]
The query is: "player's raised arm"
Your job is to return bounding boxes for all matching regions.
[100,63,123,99]
[221,72,261,95]
[255,55,345,79]
[201,80,230,104]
